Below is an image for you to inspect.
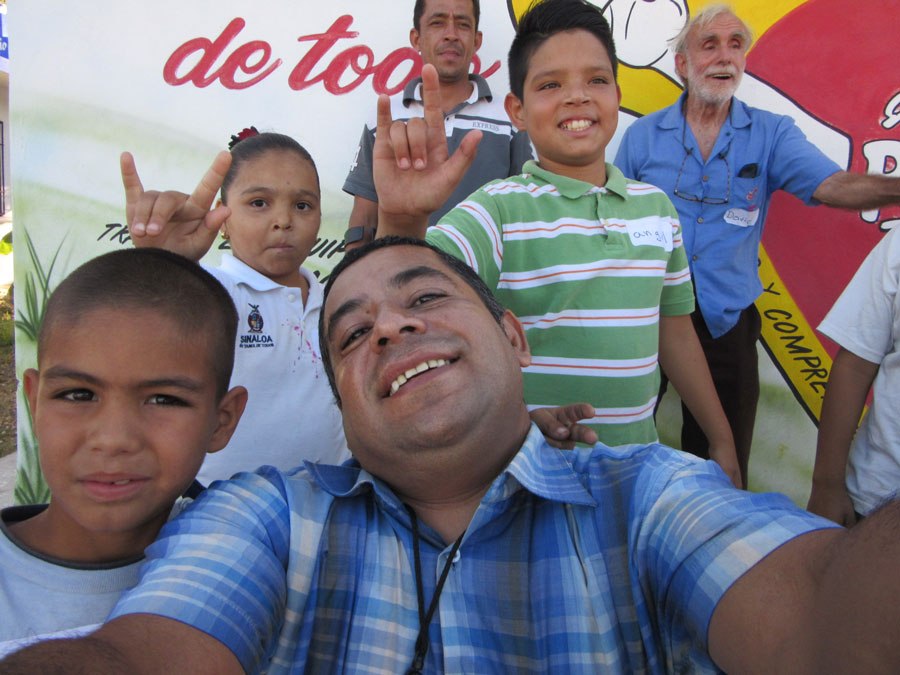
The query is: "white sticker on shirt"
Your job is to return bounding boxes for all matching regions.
[625,220,674,252]
[724,207,761,228]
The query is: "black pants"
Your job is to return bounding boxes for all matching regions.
[659,305,761,486]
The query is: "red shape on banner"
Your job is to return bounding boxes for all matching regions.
[749,0,900,352]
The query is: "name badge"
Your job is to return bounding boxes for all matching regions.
[724,207,760,228]
[626,220,674,251]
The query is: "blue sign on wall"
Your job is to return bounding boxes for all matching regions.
[0,11,8,63]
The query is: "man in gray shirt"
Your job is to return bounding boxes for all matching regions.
[342,0,532,247]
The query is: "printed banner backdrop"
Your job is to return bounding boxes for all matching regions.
[12,0,899,505]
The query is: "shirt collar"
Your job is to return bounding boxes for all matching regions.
[306,424,596,510]
[523,160,629,201]
[660,92,752,132]
[218,254,320,304]
[402,73,493,109]
[493,424,598,506]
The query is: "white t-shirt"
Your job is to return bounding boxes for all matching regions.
[0,500,189,656]
[819,228,900,515]
[198,255,349,485]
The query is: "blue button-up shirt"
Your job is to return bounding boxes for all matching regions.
[113,425,833,673]
[616,94,840,337]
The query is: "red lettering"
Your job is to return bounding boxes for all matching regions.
[322,45,374,95]
[163,14,501,96]
[472,54,501,80]
[288,15,499,95]
[218,41,280,90]
[288,15,358,90]
[163,18,281,89]
[372,48,419,96]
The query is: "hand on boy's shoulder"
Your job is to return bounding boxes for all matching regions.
[121,151,232,263]
[373,64,482,238]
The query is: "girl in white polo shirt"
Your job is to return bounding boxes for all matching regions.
[123,129,350,484]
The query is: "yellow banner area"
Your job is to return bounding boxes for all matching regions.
[756,245,832,424]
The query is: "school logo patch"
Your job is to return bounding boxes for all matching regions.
[241,303,275,349]
[247,303,264,333]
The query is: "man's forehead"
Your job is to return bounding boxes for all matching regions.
[421,0,476,20]
[326,247,458,308]
[691,14,749,43]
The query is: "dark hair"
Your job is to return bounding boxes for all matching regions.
[40,248,239,397]
[413,0,481,31]
[220,132,320,204]
[319,236,505,404]
[508,0,618,100]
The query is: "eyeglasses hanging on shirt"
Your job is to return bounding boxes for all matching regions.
[673,148,732,205]
[672,119,735,205]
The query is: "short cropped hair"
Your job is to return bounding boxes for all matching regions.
[40,248,238,397]
[319,236,506,404]
[508,0,617,100]
[221,132,319,204]
[669,4,753,55]
[413,0,481,31]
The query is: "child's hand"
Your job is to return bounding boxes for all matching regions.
[807,481,858,527]
[373,64,483,238]
[530,403,599,450]
[709,443,743,489]
[121,151,233,262]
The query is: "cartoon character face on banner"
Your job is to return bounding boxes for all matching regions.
[603,0,686,71]
[553,0,688,76]
[506,0,899,419]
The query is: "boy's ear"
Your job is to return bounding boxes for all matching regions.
[207,385,248,455]
[23,369,39,417]
[505,92,526,132]
[410,28,420,51]
[499,310,531,368]
[474,30,483,53]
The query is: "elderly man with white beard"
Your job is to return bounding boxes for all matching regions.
[615,4,900,488]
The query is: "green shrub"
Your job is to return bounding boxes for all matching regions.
[0,317,12,347]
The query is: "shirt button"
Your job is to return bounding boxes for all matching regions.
[287,293,296,302]
[702,175,709,182]
[452,549,461,563]
[697,217,704,224]
[692,255,699,261]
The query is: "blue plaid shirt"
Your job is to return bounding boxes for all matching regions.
[113,426,833,673]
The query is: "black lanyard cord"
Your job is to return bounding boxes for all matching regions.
[405,505,465,675]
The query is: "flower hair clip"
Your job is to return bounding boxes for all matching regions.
[229,126,260,149]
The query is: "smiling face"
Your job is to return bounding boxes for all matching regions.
[410,0,482,85]
[221,149,321,289]
[322,245,532,494]
[505,29,622,185]
[676,11,749,107]
[22,307,244,562]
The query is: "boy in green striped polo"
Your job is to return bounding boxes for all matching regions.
[376,0,740,486]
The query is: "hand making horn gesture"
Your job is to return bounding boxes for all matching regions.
[120,150,233,262]
[374,64,483,239]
